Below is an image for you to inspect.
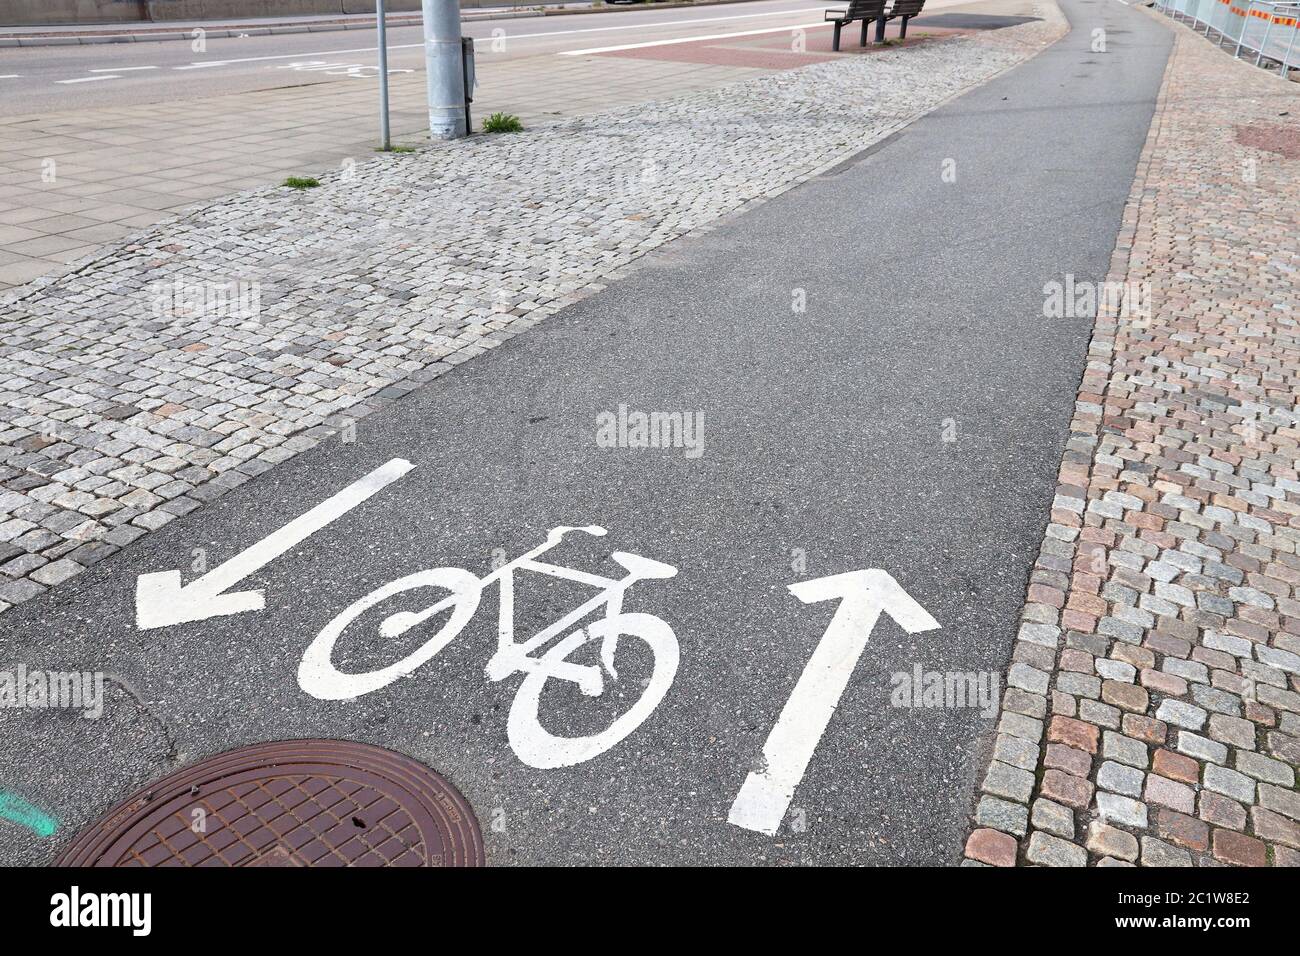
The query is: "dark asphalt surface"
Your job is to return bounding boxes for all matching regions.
[0,0,1173,865]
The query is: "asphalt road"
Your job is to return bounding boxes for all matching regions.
[0,0,973,114]
[0,0,1172,865]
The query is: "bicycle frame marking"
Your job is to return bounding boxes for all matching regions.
[298,525,680,769]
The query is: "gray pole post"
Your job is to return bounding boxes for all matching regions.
[1256,10,1275,64]
[1282,6,1298,77]
[377,0,392,150]
[422,0,467,140]
[1234,0,1253,57]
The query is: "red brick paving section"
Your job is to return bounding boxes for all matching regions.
[1235,122,1300,160]
[598,23,967,70]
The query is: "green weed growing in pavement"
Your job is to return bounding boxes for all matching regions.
[282,176,321,189]
[375,145,417,154]
[483,112,524,134]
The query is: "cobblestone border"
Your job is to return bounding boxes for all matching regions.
[965,12,1300,867]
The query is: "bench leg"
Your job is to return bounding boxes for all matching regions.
[899,15,910,38]
[875,15,887,43]
[833,21,844,51]
[860,18,868,46]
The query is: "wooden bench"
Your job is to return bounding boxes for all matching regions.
[872,0,928,42]
[824,0,888,51]
[825,0,928,50]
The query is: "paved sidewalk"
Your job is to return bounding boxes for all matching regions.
[0,14,1063,621]
[0,4,1015,291]
[0,53,771,289]
[965,11,1300,868]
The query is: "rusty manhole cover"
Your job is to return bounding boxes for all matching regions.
[57,740,484,867]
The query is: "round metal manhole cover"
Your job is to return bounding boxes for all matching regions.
[57,740,484,867]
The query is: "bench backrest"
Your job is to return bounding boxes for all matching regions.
[888,0,926,15]
[843,0,888,18]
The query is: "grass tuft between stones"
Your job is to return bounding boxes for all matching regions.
[482,112,524,134]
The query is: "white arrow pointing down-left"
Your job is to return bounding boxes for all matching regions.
[135,458,414,630]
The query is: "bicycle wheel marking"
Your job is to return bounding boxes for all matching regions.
[297,525,681,770]
[297,566,482,700]
[507,613,680,768]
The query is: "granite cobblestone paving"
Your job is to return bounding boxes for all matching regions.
[966,14,1300,867]
[0,19,1063,615]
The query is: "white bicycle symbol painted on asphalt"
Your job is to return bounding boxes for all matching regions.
[297,525,680,769]
[136,459,942,834]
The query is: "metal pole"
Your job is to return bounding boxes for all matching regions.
[422,0,467,140]
[1256,9,1275,64]
[377,0,391,150]
[1282,7,1298,77]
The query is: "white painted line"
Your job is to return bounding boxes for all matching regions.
[558,20,829,55]
[56,75,121,84]
[135,457,415,629]
[89,65,157,72]
[727,570,941,836]
[276,60,362,71]
[170,7,826,69]
[0,75,20,80]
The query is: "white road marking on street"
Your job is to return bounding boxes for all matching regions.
[0,75,20,79]
[89,66,157,72]
[169,8,826,69]
[56,75,121,84]
[135,457,415,630]
[727,570,941,836]
[300,524,679,769]
[277,60,364,72]
[273,60,409,78]
[558,21,829,55]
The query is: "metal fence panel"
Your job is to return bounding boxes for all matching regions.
[1157,0,1300,76]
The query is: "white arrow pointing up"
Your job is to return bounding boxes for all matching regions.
[728,569,941,836]
[135,458,414,630]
